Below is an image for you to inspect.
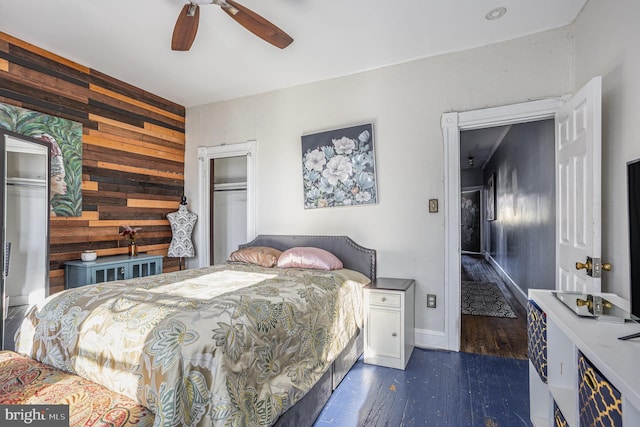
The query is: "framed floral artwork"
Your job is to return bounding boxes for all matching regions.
[301,123,378,209]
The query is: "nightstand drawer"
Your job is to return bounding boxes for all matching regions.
[368,292,401,308]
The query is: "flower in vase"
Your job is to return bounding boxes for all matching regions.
[120,225,142,243]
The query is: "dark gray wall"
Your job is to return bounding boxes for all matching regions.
[461,168,484,188]
[484,119,555,295]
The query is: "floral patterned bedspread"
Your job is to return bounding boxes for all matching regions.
[15,263,367,427]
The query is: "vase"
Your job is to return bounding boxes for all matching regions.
[128,242,138,256]
[81,250,97,262]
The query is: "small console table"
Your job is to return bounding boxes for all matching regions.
[65,254,164,289]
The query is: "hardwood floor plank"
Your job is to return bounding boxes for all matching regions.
[315,348,531,426]
[460,255,528,360]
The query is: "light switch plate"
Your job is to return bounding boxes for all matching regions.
[428,199,438,213]
[427,294,437,308]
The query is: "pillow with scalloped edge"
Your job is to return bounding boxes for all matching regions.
[277,247,344,270]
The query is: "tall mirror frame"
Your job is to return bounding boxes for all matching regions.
[0,129,51,350]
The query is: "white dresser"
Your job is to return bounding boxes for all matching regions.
[528,289,640,426]
[364,277,415,370]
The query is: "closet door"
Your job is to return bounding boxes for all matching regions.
[1,132,50,350]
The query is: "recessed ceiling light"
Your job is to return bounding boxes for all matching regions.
[485,7,507,20]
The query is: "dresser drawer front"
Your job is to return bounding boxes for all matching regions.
[368,292,401,308]
[527,300,547,383]
[553,401,568,427]
[578,352,622,427]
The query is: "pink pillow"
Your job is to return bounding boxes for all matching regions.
[277,247,343,270]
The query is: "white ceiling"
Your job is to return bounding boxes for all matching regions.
[460,126,510,171]
[0,0,587,108]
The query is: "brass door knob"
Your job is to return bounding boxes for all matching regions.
[576,298,592,309]
[576,261,592,270]
[602,263,612,271]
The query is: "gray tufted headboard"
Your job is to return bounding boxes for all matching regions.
[239,235,376,281]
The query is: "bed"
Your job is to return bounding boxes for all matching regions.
[14,235,376,427]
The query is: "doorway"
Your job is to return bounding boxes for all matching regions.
[196,141,256,268]
[210,156,248,265]
[441,98,565,351]
[458,120,555,359]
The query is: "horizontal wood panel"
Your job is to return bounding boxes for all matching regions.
[83,143,184,174]
[93,123,184,152]
[51,211,100,222]
[50,244,170,263]
[88,219,170,227]
[0,31,89,74]
[5,61,89,103]
[89,69,184,117]
[90,114,185,145]
[82,181,98,191]
[0,32,186,293]
[127,199,181,209]
[96,160,184,180]
[86,129,184,157]
[4,45,89,87]
[83,134,184,163]
[90,84,185,125]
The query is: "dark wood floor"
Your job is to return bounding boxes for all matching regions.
[460,255,528,360]
[315,347,531,426]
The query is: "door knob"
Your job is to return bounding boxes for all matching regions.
[576,261,592,271]
[575,257,611,278]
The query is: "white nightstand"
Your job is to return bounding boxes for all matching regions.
[363,277,415,370]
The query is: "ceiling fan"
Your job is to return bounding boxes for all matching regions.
[172,0,294,51]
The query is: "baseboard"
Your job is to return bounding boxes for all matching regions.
[8,295,28,307]
[483,254,528,308]
[414,328,450,351]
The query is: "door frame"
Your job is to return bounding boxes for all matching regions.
[196,141,256,268]
[441,97,566,351]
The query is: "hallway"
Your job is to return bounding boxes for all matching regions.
[460,254,528,359]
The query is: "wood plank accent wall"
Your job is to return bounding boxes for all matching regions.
[0,32,186,294]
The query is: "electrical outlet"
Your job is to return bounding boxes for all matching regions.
[427,294,437,308]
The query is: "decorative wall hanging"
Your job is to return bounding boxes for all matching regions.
[0,102,83,217]
[486,173,496,221]
[301,123,377,209]
[461,189,481,252]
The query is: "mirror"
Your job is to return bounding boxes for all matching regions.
[1,132,50,350]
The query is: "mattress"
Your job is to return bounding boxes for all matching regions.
[15,263,368,427]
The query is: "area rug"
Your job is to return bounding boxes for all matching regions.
[461,281,517,318]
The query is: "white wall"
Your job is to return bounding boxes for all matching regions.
[573,0,640,301]
[185,28,573,345]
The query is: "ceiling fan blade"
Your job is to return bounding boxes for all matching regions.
[221,0,293,49]
[172,3,200,51]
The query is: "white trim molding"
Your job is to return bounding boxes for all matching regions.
[196,141,257,268]
[414,328,448,350]
[441,97,565,352]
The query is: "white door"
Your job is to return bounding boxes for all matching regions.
[556,76,603,293]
